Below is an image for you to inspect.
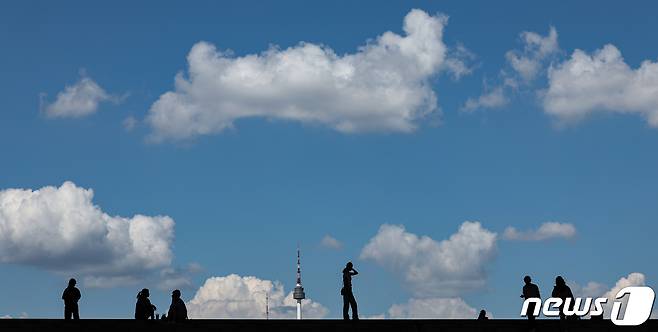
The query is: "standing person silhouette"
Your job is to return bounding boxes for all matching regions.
[135,288,157,320]
[341,261,359,321]
[551,276,575,320]
[167,289,188,322]
[521,275,541,327]
[62,278,81,320]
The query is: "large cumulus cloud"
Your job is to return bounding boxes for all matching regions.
[360,222,497,297]
[146,9,466,141]
[187,274,328,318]
[543,44,658,127]
[0,181,174,286]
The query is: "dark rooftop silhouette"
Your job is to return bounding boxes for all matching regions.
[1,318,656,332]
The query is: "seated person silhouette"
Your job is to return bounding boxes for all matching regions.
[477,310,489,320]
[521,275,541,322]
[135,288,157,320]
[167,289,188,322]
[62,278,81,320]
[341,261,359,321]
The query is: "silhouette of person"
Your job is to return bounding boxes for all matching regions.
[521,275,541,323]
[477,309,489,320]
[62,278,81,320]
[135,288,157,320]
[167,289,188,322]
[551,276,575,320]
[341,261,359,320]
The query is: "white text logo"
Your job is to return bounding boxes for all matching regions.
[520,286,655,326]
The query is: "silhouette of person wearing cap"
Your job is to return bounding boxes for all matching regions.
[341,261,359,320]
[135,288,156,320]
[167,289,188,322]
[62,278,81,320]
[521,275,541,323]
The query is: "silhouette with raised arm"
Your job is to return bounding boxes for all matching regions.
[135,288,157,320]
[62,278,81,320]
[551,276,575,320]
[521,275,541,324]
[167,289,188,322]
[341,261,359,321]
[477,310,489,320]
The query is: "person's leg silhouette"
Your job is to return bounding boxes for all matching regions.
[348,292,358,320]
[72,303,79,320]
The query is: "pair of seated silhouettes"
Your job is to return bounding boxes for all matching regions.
[135,288,187,322]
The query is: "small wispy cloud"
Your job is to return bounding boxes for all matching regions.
[320,234,342,250]
[122,116,138,131]
[42,72,123,118]
[503,222,576,241]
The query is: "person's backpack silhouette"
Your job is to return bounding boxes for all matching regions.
[341,261,359,320]
[62,278,81,320]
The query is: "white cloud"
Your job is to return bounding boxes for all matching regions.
[43,76,114,118]
[123,116,138,131]
[387,297,477,319]
[187,274,328,318]
[543,44,658,127]
[320,234,342,250]
[463,27,557,112]
[0,312,28,319]
[146,9,467,141]
[503,222,576,241]
[360,222,497,297]
[0,182,175,286]
[573,281,608,299]
[157,263,204,291]
[599,272,648,319]
[574,273,651,319]
[461,86,508,112]
[506,26,559,83]
[444,44,476,80]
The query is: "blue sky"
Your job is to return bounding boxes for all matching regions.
[1,0,657,319]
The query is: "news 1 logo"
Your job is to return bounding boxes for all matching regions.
[520,286,655,326]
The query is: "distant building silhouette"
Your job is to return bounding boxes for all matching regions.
[135,288,156,320]
[341,261,359,321]
[167,289,187,322]
[62,278,81,320]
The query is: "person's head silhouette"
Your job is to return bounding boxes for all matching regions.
[555,276,566,287]
[346,262,353,269]
[478,309,488,319]
[172,289,181,299]
[524,275,532,284]
[138,288,150,298]
[68,278,77,287]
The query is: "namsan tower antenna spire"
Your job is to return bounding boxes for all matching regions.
[292,246,306,319]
